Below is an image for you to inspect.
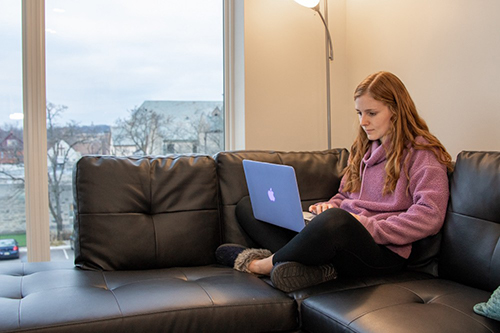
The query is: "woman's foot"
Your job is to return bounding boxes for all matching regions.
[234,248,273,274]
[248,255,274,275]
[215,244,247,267]
[215,244,272,275]
[270,261,337,292]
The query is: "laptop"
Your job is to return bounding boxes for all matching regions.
[242,159,316,232]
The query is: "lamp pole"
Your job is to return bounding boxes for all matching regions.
[294,0,333,150]
[323,0,332,150]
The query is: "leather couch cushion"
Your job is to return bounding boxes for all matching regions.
[439,151,500,291]
[0,261,298,333]
[301,279,500,333]
[73,155,220,270]
[214,149,349,246]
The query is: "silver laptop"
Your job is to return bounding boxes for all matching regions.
[242,159,316,232]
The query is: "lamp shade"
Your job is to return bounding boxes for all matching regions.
[294,0,320,8]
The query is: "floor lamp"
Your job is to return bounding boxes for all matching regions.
[293,0,334,149]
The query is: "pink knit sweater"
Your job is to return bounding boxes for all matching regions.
[316,139,449,259]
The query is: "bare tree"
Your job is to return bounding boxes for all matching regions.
[204,110,224,154]
[0,127,25,233]
[188,110,224,155]
[46,103,89,241]
[1,104,109,241]
[0,125,24,182]
[114,107,171,155]
[74,124,111,155]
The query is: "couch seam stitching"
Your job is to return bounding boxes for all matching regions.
[447,210,497,224]
[77,208,220,216]
[18,264,24,329]
[349,299,495,333]
[75,159,82,259]
[194,281,215,306]
[7,301,296,333]
[301,303,357,333]
[135,301,297,319]
[430,302,495,333]
[347,299,419,325]
[393,284,426,303]
[487,239,499,288]
[395,284,495,333]
[102,271,191,289]
[148,158,157,265]
[175,267,189,282]
[395,283,464,305]
[101,271,124,317]
[213,156,224,246]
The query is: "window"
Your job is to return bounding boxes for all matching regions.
[1,0,226,263]
[45,1,224,156]
[0,0,26,262]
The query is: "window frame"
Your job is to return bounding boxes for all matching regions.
[22,0,236,262]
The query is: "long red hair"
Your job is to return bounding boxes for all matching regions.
[342,71,453,194]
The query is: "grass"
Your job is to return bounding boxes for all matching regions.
[0,233,27,247]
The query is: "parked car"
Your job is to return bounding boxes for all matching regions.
[0,239,20,260]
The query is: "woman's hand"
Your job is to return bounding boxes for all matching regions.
[350,213,361,221]
[309,203,334,215]
[309,204,361,221]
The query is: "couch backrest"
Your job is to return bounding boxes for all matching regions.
[439,151,500,292]
[73,149,499,277]
[73,155,220,270]
[214,149,349,247]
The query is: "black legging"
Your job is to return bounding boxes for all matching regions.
[236,196,406,277]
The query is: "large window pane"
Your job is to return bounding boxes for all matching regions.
[45,1,224,260]
[0,1,25,263]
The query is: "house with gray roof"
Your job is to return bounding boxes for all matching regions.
[111,101,224,156]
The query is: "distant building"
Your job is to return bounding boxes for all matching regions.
[110,126,145,156]
[142,100,224,155]
[0,131,24,164]
[69,125,111,156]
[47,140,81,167]
[111,101,224,156]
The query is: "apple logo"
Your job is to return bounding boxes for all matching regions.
[267,188,276,202]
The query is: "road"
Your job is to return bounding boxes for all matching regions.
[0,246,74,264]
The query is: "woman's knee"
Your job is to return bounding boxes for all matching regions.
[314,208,354,225]
[235,196,252,221]
[309,208,361,236]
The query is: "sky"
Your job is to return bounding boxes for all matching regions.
[0,0,224,127]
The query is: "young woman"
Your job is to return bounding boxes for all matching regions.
[216,71,453,292]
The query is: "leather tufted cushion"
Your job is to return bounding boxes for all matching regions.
[301,279,500,333]
[214,149,349,246]
[73,155,221,271]
[439,151,500,292]
[0,262,297,333]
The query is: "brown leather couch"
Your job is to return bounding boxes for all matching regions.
[0,149,498,332]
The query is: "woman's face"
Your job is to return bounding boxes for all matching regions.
[355,93,393,143]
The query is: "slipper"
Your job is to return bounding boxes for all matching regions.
[234,248,272,274]
[216,244,272,274]
[215,243,247,267]
[270,261,337,293]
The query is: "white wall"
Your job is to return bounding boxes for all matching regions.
[340,0,500,158]
[243,0,347,151]
[243,0,500,158]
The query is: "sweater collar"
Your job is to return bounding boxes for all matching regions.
[363,140,388,167]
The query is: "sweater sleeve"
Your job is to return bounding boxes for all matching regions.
[357,161,449,247]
